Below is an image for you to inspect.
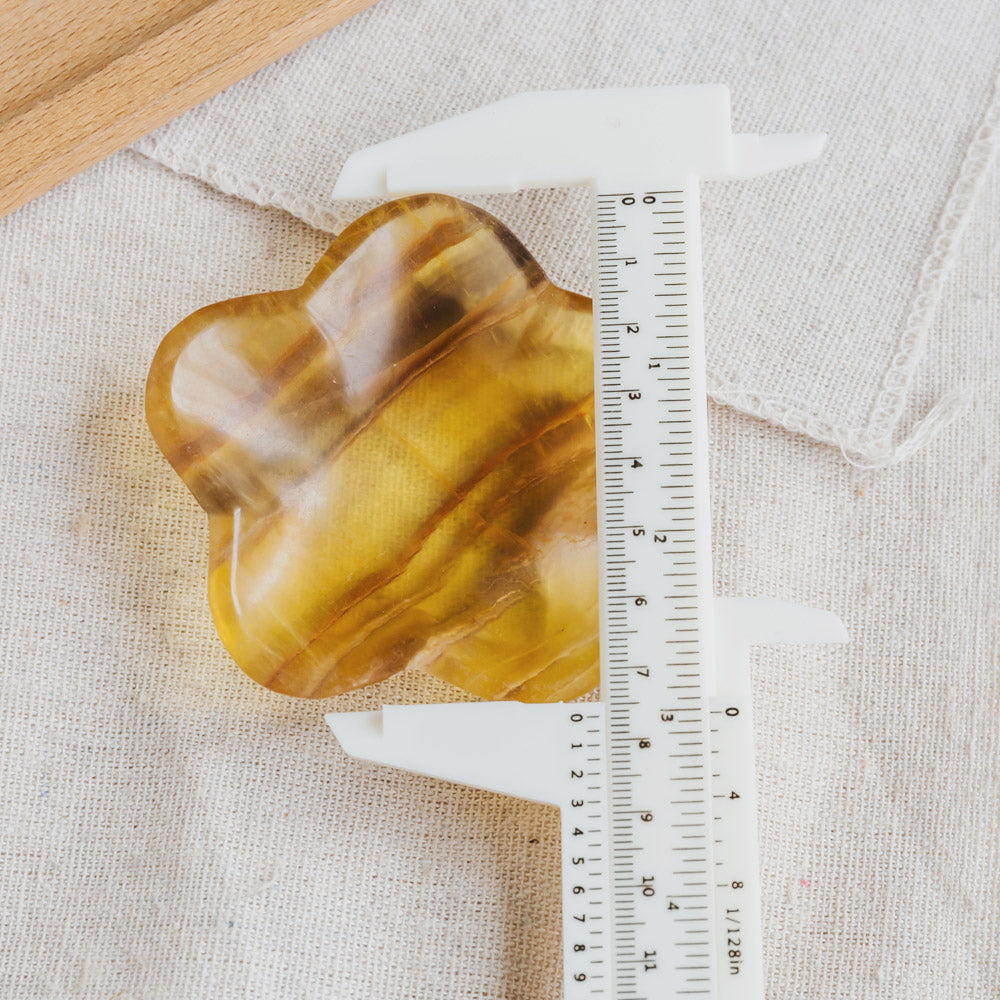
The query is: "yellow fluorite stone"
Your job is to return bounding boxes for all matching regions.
[146,194,598,700]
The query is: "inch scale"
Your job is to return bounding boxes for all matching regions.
[326,86,847,1000]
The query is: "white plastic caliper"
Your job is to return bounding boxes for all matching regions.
[326,86,847,1000]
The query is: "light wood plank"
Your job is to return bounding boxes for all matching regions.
[0,0,378,218]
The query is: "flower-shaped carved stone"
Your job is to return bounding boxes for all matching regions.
[146,194,598,700]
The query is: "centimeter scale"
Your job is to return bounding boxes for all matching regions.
[326,86,847,1000]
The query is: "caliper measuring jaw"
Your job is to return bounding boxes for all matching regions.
[326,86,846,1000]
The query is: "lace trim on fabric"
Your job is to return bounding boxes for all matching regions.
[131,145,347,233]
[858,71,1000,461]
[707,380,972,469]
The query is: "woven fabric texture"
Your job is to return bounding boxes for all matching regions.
[132,0,1000,464]
[1,2,999,997]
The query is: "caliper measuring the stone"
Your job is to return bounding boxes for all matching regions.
[325,86,847,1000]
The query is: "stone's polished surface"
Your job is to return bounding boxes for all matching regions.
[146,194,598,700]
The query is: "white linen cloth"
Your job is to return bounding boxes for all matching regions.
[1,1,998,997]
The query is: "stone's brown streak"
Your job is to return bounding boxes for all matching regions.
[302,421,596,700]
[305,217,491,345]
[302,195,467,282]
[146,194,600,702]
[163,301,328,477]
[420,458,598,701]
[286,416,596,699]
[488,630,598,701]
[305,194,545,298]
[167,227,469,478]
[509,665,601,705]
[328,274,543,460]
[264,398,594,693]
[204,272,550,572]
[162,211,499,482]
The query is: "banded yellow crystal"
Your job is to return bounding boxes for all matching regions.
[146,195,598,700]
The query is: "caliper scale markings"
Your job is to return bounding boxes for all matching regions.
[594,186,717,998]
[325,85,843,1000]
